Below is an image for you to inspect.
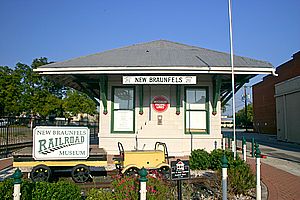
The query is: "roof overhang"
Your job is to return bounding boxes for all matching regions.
[34,40,276,103]
[35,66,276,75]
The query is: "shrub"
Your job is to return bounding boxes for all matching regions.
[210,149,234,170]
[228,159,255,195]
[0,178,13,200]
[32,180,81,200]
[21,181,35,200]
[189,148,255,196]
[111,175,139,200]
[85,173,175,200]
[146,173,175,200]
[189,149,211,170]
[0,179,81,200]
[86,188,114,200]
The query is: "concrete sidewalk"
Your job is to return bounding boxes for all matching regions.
[248,158,300,200]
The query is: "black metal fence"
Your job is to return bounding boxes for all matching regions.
[0,116,99,158]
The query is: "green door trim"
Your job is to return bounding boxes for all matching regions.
[111,86,136,134]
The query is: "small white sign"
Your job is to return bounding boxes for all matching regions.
[123,76,196,84]
[114,110,134,132]
[33,126,90,160]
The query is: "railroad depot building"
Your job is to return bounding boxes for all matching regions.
[35,40,274,156]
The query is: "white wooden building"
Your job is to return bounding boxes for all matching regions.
[35,40,275,156]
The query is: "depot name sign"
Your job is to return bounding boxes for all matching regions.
[123,76,196,84]
[33,126,89,160]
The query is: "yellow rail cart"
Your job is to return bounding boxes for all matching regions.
[13,145,107,183]
[114,142,173,177]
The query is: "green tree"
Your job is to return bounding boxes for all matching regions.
[14,58,65,117]
[0,66,22,116]
[62,89,97,118]
[235,104,253,127]
[1,57,97,118]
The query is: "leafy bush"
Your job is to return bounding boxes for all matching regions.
[146,173,175,200]
[0,179,81,200]
[86,173,175,200]
[210,149,234,170]
[189,148,255,196]
[21,180,35,200]
[0,178,13,200]
[34,180,81,200]
[189,149,211,170]
[111,175,139,200]
[86,188,114,200]
[228,159,255,195]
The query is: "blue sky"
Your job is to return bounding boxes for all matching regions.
[1,0,299,113]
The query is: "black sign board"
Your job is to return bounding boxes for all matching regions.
[171,160,190,180]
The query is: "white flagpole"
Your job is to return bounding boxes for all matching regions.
[228,0,237,159]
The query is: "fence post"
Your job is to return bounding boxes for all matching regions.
[221,154,228,200]
[251,138,255,157]
[139,167,148,200]
[255,144,262,200]
[242,137,247,161]
[5,124,9,157]
[13,168,22,200]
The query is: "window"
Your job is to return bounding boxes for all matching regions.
[185,87,209,134]
[111,87,135,133]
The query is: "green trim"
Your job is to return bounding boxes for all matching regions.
[111,86,136,134]
[176,85,181,115]
[212,76,222,115]
[184,86,210,134]
[99,76,108,114]
[138,85,144,115]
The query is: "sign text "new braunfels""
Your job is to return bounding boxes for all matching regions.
[123,76,196,84]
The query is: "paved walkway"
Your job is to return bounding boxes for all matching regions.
[0,157,12,171]
[247,158,300,200]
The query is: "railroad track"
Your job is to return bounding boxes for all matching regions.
[0,142,32,157]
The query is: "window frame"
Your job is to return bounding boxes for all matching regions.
[184,86,210,134]
[111,86,136,134]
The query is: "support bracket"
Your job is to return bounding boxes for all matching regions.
[212,75,222,115]
[99,75,108,115]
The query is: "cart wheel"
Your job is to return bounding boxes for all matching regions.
[158,166,170,179]
[30,165,51,182]
[124,167,139,177]
[71,164,91,183]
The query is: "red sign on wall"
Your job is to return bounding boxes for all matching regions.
[152,96,169,112]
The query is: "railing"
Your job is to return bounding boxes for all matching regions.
[0,116,99,158]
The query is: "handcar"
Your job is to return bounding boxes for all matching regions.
[113,141,173,177]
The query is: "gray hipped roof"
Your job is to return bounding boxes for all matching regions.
[34,40,275,103]
[36,40,274,74]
